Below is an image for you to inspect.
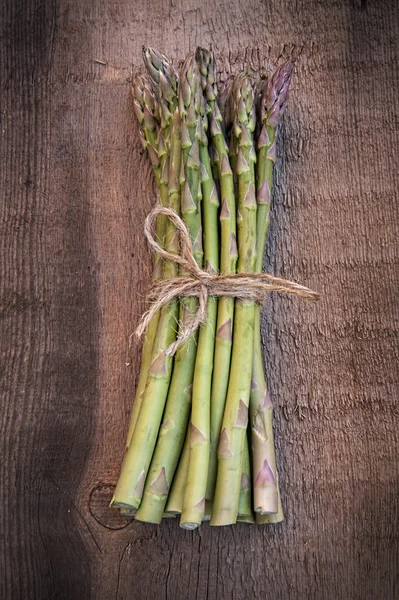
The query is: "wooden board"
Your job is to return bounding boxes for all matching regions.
[1,0,398,598]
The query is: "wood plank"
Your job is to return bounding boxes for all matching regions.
[1,0,398,598]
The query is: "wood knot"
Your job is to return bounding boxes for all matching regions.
[89,483,133,530]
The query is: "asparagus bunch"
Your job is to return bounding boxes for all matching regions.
[112,46,297,527]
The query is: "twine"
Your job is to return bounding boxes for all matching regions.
[136,207,320,355]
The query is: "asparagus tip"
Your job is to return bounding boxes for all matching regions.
[261,60,294,127]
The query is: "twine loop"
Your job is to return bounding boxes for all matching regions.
[136,206,320,355]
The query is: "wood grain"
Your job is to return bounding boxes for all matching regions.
[1,0,398,598]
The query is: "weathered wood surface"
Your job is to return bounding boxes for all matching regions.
[1,0,398,598]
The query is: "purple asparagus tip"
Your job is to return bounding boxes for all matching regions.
[261,60,294,128]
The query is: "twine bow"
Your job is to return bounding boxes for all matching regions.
[136,206,320,355]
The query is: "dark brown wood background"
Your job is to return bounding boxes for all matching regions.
[1,0,398,598]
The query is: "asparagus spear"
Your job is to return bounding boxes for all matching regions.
[111,51,180,511]
[142,46,180,261]
[255,472,284,524]
[237,434,253,519]
[165,430,190,515]
[255,62,293,267]
[178,53,203,265]
[251,61,293,516]
[125,51,180,448]
[211,74,257,526]
[196,47,217,114]
[125,75,164,448]
[200,61,238,508]
[196,48,220,192]
[180,53,220,529]
[170,56,205,527]
[142,46,179,138]
[131,74,161,177]
[210,77,251,519]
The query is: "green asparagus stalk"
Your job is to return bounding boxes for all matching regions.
[177,54,207,529]
[120,506,176,519]
[125,75,165,448]
[237,434,252,518]
[125,51,179,448]
[255,473,284,524]
[111,51,180,511]
[180,53,220,529]
[165,430,190,514]
[200,63,238,508]
[255,61,293,261]
[250,61,293,516]
[211,76,254,518]
[196,48,220,195]
[178,53,203,264]
[196,47,217,114]
[211,74,257,526]
[131,74,161,179]
[142,46,179,132]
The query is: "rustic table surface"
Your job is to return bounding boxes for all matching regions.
[1,0,398,598]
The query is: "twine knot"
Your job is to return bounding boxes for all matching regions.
[135,206,320,355]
